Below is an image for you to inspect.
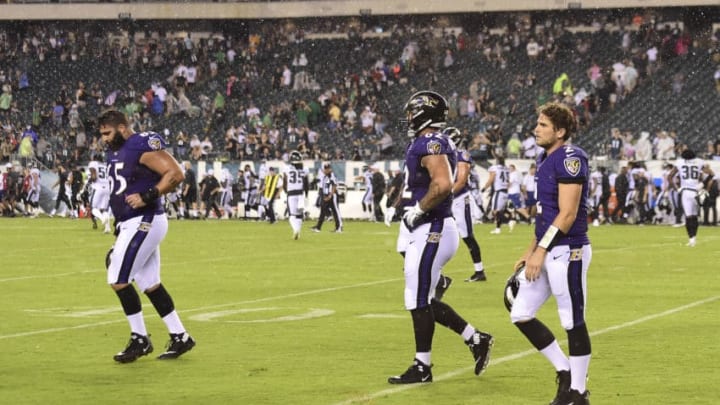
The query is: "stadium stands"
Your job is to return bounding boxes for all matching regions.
[0,9,719,169]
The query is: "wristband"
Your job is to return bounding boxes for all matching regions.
[140,187,160,205]
[537,225,560,250]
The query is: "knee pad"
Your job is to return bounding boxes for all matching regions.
[115,285,142,316]
[145,284,175,318]
[514,318,556,351]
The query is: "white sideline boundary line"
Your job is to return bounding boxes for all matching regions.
[330,295,720,405]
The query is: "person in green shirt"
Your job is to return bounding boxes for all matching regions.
[506,133,522,158]
[0,90,12,115]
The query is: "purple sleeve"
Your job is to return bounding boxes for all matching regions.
[129,132,167,153]
[555,147,587,184]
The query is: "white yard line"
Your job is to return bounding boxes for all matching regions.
[0,278,402,340]
[330,295,720,405]
[0,270,97,282]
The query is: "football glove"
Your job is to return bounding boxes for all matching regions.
[384,207,396,227]
[402,202,425,228]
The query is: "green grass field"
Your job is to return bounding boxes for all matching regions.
[2,218,719,404]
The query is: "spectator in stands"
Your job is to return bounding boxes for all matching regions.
[165,91,179,116]
[360,106,376,135]
[623,131,636,160]
[526,37,540,62]
[200,135,213,159]
[705,140,720,161]
[522,131,538,159]
[655,130,676,160]
[623,61,639,95]
[587,60,602,88]
[1,135,13,162]
[467,96,477,118]
[281,65,292,89]
[609,127,623,160]
[443,49,455,70]
[170,131,186,160]
[552,72,573,97]
[189,134,202,161]
[0,86,12,119]
[468,131,491,162]
[376,132,394,159]
[88,136,103,162]
[506,132,522,159]
[51,100,64,128]
[343,105,357,128]
[36,136,50,164]
[635,131,653,161]
[646,44,659,77]
[74,127,87,162]
[295,100,311,127]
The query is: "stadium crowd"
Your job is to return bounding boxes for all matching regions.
[0,9,719,168]
[1,8,720,223]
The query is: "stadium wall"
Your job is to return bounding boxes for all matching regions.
[199,157,720,219]
[34,157,720,219]
[1,0,718,20]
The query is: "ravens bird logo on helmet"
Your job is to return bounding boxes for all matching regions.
[403,90,448,138]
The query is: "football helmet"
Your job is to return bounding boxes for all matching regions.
[503,264,523,312]
[681,148,696,160]
[105,248,113,270]
[403,90,448,137]
[444,127,465,149]
[289,150,303,163]
[697,189,709,206]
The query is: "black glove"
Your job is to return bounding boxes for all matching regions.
[140,187,160,205]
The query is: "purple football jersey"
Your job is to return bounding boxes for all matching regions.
[534,144,590,246]
[404,131,456,223]
[106,132,167,221]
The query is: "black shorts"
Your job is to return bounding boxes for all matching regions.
[184,187,198,204]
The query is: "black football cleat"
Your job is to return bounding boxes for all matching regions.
[465,271,487,282]
[563,389,590,405]
[549,370,572,405]
[113,333,153,363]
[388,359,433,384]
[467,330,494,375]
[157,332,196,360]
[434,275,453,301]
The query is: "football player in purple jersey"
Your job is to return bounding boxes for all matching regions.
[445,127,488,283]
[387,91,493,385]
[511,102,592,405]
[99,110,195,363]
